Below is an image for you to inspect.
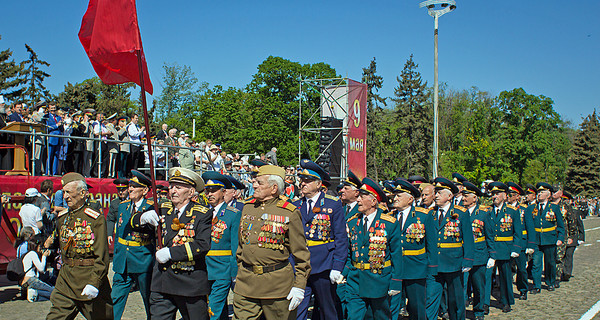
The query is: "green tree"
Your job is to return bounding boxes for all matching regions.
[565,110,600,197]
[154,62,208,130]
[392,54,432,178]
[56,77,136,117]
[21,44,51,105]
[0,36,24,101]
[362,57,389,180]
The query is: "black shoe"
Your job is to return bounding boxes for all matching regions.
[519,291,528,300]
[441,312,450,320]
[562,274,571,282]
[547,285,555,291]
[555,282,560,288]
[400,307,409,317]
[502,305,512,313]
[483,305,489,315]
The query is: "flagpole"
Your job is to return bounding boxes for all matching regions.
[136,49,162,248]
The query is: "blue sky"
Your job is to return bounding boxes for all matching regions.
[1,1,598,126]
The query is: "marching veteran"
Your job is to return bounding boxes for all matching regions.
[390,178,437,320]
[150,167,213,320]
[46,172,113,320]
[233,164,311,320]
[425,177,474,320]
[345,177,403,320]
[294,159,348,320]
[528,182,565,293]
[201,171,241,320]
[111,170,157,320]
[462,181,495,320]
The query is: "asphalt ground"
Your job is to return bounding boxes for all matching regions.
[1,217,599,320]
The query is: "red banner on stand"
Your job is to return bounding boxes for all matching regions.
[347,80,367,179]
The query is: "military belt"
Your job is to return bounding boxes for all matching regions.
[352,260,392,270]
[535,226,556,233]
[206,250,232,256]
[64,257,95,267]
[438,241,463,248]
[403,247,426,256]
[306,239,334,247]
[242,261,289,275]
[522,230,527,235]
[118,237,150,247]
[474,237,485,243]
[495,236,513,242]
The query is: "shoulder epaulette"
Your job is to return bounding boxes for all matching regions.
[520,203,527,208]
[378,203,388,210]
[226,206,240,213]
[120,199,131,204]
[191,205,209,214]
[454,205,466,212]
[380,213,397,223]
[245,197,256,204]
[58,209,68,218]
[506,204,517,210]
[347,213,360,222]
[161,201,173,208]
[277,199,297,212]
[278,195,290,201]
[146,200,154,205]
[84,207,101,219]
[479,205,490,211]
[324,194,339,201]
[415,207,429,213]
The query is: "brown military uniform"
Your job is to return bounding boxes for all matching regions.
[557,200,579,280]
[233,195,311,319]
[47,203,112,320]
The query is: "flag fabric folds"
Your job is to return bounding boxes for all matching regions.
[79,0,153,94]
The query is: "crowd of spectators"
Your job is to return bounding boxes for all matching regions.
[0,98,280,182]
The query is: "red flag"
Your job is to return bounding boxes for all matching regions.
[79,0,153,94]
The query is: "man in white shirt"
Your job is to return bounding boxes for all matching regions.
[127,114,145,174]
[20,188,44,234]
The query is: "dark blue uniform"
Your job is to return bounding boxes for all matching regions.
[111,198,156,320]
[294,192,348,320]
[337,202,359,318]
[468,204,495,319]
[529,202,565,290]
[207,204,241,320]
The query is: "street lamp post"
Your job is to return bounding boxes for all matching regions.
[419,0,456,178]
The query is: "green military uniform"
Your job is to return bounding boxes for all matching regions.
[47,203,112,320]
[556,198,578,281]
[233,195,311,320]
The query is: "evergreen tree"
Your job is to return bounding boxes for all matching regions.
[565,110,600,197]
[0,36,24,101]
[392,54,432,178]
[21,44,51,105]
[362,57,388,180]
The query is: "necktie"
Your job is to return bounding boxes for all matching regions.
[495,208,499,217]
[307,199,313,215]
[363,216,368,233]
[175,208,180,218]
[439,209,444,226]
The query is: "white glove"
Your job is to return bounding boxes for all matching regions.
[286,287,305,311]
[510,252,519,258]
[578,240,584,245]
[525,248,534,255]
[461,267,471,273]
[329,270,343,284]
[81,284,99,299]
[486,258,495,269]
[156,247,171,263]
[388,290,401,296]
[140,210,159,227]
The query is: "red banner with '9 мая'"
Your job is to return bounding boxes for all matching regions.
[347,80,367,180]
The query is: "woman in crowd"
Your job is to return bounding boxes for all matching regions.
[20,234,55,302]
[15,226,35,258]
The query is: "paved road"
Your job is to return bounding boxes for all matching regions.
[1,217,600,320]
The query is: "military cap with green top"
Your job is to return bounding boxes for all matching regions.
[359,177,387,203]
[129,169,151,188]
[461,180,483,197]
[168,167,205,192]
[343,170,361,189]
[451,172,468,186]
[535,182,554,193]
[112,178,129,189]
[225,175,245,190]
[408,175,428,185]
[506,182,524,196]
[525,183,536,195]
[61,172,86,186]
[488,181,508,193]
[433,177,459,194]
[202,171,232,190]
[393,178,421,199]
